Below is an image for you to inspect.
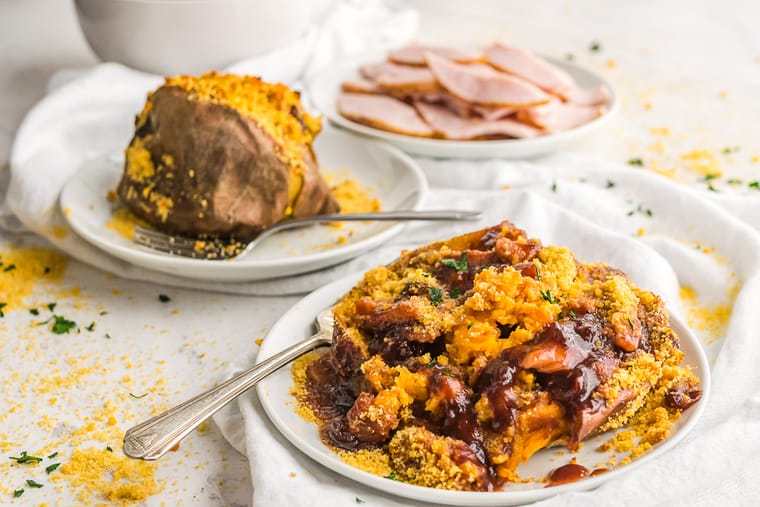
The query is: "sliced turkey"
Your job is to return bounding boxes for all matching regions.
[425,52,551,107]
[338,93,433,137]
[485,42,576,99]
[359,61,438,92]
[517,99,604,132]
[389,45,483,66]
[414,101,541,140]
[342,78,382,94]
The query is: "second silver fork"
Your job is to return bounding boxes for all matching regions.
[133,209,482,260]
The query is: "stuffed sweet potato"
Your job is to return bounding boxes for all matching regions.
[117,72,339,240]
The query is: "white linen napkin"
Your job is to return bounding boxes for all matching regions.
[214,157,760,506]
[0,0,418,295]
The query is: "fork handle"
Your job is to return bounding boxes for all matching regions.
[123,331,331,460]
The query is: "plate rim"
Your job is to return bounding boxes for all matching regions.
[256,271,711,506]
[59,128,429,280]
[306,52,619,158]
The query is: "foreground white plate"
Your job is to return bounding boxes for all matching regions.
[59,129,427,282]
[257,273,709,506]
[307,54,618,159]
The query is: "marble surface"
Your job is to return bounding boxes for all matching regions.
[1,0,759,505]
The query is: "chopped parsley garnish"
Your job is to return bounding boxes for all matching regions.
[703,173,719,181]
[569,310,577,318]
[3,264,16,272]
[707,183,718,192]
[355,498,366,504]
[421,272,430,278]
[442,252,468,271]
[722,146,740,154]
[0,302,6,317]
[26,479,43,489]
[29,308,39,316]
[99,310,109,316]
[47,452,58,459]
[450,288,461,299]
[106,446,113,453]
[13,489,23,498]
[51,316,77,334]
[47,302,56,312]
[749,181,760,190]
[426,358,438,367]
[467,320,474,330]
[627,157,644,167]
[9,451,43,464]
[551,180,557,192]
[627,317,635,331]
[129,392,148,399]
[104,333,112,339]
[158,294,171,303]
[428,287,443,307]
[565,53,575,61]
[45,463,60,474]
[726,178,742,185]
[384,471,398,480]
[540,290,558,305]
[606,180,616,188]
[589,40,602,52]
[440,371,455,377]
[85,322,96,332]
[534,263,542,281]
[627,204,653,218]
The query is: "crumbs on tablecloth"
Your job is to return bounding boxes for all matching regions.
[679,285,736,343]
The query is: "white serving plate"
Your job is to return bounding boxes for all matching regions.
[307,54,618,159]
[256,272,710,506]
[59,129,427,282]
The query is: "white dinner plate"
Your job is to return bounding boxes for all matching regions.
[307,54,618,159]
[257,272,710,506]
[59,129,427,282]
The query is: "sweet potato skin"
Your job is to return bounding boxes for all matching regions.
[118,85,338,240]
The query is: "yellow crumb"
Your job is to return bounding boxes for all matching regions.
[636,227,645,237]
[679,150,722,177]
[649,127,670,136]
[51,225,68,239]
[0,246,67,310]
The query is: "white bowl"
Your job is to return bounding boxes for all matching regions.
[74,0,320,75]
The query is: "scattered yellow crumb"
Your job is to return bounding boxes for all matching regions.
[59,447,161,504]
[106,208,151,240]
[255,338,263,346]
[51,225,68,239]
[719,90,729,98]
[647,140,666,154]
[636,227,645,237]
[0,246,67,310]
[679,149,722,177]
[649,127,670,136]
[643,102,653,110]
[502,184,511,190]
[605,59,617,68]
[289,472,297,478]
[679,285,735,340]
[112,289,121,296]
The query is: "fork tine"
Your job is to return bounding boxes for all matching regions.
[134,226,197,247]
[133,228,199,257]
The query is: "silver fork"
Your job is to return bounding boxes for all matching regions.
[123,307,334,460]
[132,209,482,260]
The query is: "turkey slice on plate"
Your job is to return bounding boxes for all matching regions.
[338,93,434,137]
[389,45,483,66]
[414,101,541,140]
[485,42,576,100]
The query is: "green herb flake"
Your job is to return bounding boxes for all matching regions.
[467,320,474,330]
[450,288,461,299]
[45,463,60,474]
[158,294,171,303]
[13,489,23,498]
[3,264,16,272]
[722,146,740,154]
[129,392,148,399]
[9,451,43,464]
[534,263,542,281]
[355,498,366,504]
[426,358,438,368]
[47,302,56,312]
[51,316,77,335]
[441,371,455,377]
[29,308,39,316]
[565,53,575,61]
[707,183,718,192]
[606,180,616,188]
[26,479,43,489]
[589,40,602,52]
[627,317,635,331]
[569,310,577,318]
[540,290,558,305]
[384,471,398,480]
[428,287,443,307]
[558,311,564,319]
[627,157,644,167]
[441,252,468,271]
[421,272,430,278]
[85,322,96,332]
[99,311,109,316]
[726,178,742,185]
[551,180,557,193]
[704,173,719,181]
[0,302,6,317]
[47,452,58,459]
[104,333,112,340]
[106,446,113,453]
[749,181,760,190]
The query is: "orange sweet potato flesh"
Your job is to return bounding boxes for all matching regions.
[118,86,338,240]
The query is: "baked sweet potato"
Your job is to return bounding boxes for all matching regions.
[117,73,338,240]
